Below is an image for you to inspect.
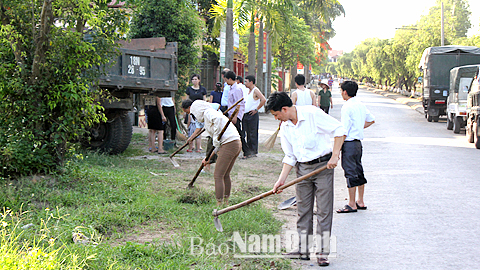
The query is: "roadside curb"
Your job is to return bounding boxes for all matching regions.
[362,86,424,115]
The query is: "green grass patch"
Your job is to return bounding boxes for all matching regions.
[0,136,292,269]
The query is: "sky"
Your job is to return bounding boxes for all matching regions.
[328,0,480,53]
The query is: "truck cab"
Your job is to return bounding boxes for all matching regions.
[446,65,479,133]
[466,68,480,149]
[419,46,480,122]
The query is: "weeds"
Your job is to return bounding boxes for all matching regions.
[0,134,292,269]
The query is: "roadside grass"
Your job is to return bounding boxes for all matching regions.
[0,132,292,269]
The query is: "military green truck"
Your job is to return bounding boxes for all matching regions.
[82,37,178,154]
[419,46,480,122]
[466,67,480,149]
[446,65,480,133]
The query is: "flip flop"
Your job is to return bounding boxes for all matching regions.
[336,205,357,213]
[356,202,367,210]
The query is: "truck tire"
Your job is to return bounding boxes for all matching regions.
[427,114,433,122]
[453,116,461,134]
[433,116,439,122]
[446,114,453,130]
[475,124,480,149]
[467,124,474,143]
[112,113,133,154]
[83,117,123,154]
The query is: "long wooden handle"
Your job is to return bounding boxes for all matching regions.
[188,106,241,187]
[214,165,328,216]
[224,97,243,116]
[218,106,239,140]
[170,128,206,158]
[171,99,243,158]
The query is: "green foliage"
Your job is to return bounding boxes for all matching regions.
[129,0,204,97]
[274,16,315,89]
[0,1,129,177]
[0,209,95,269]
[0,138,291,269]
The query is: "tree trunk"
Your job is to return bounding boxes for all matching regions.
[256,20,264,92]
[31,0,53,84]
[225,3,234,71]
[290,65,297,92]
[266,31,272,97]
[247,15,256,76]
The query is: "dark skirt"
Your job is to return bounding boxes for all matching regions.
[146,106,165,130]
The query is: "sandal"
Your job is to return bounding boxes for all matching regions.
[336,205,357,213]
[356,202,367,210]
[186,149,193,152]
[157,151,167,154]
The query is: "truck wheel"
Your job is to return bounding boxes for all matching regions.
[433,116,439,122]
[112,113,133,154]
[83,117,123,154]
[475,124,480,149]
[427,114,433,122]
[446,114,453,130]
[453,116,461,134]
[467,123,474,143]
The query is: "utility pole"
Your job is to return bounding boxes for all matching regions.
[225,0,234,70]
[441,2,445,46]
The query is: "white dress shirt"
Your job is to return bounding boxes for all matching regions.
[281,105,346,167]
[341,97,375,141]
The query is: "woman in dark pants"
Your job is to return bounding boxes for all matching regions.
[317,83,333,114]
[161,96,177,142]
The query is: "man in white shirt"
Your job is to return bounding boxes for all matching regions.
[291,74,316,106]
[242,75,266,158]
[267,92,346,267]
[337,81,375,213]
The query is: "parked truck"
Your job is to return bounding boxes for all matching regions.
[446,65,480,133]
[82,37,178,154]
[466,67,480,149]
[419,46,480,122]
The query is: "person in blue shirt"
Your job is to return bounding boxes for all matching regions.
[209,82,223,105]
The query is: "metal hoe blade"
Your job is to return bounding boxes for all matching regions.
[169,157,180,168]
[213,210,223,232]
[277,196,297,210]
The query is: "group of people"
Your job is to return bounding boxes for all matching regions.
[270,79,375,267]
[180,69,266,205]
[147,71,375,267]
[291,74,334,115]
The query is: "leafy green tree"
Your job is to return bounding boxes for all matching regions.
[337,52,354,78]
[273,16,315,91]
[0,0,129,177]
[129,0,204,94]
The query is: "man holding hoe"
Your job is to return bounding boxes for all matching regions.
[267,92,346,267]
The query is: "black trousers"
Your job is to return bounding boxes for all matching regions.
[162,106,177,140]
[242,112,259,155]
[320,106,330,114]
[233,117,248,156]
[341,140,367,188]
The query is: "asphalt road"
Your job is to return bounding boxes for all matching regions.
[260,83,480,269]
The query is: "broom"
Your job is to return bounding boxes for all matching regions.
[263,126,280,151]
[175,114,187,141]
